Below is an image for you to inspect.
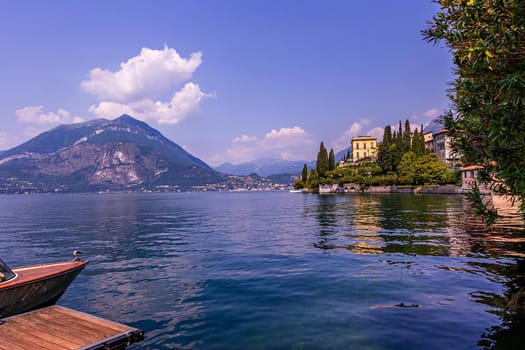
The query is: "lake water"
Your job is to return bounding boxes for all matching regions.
[1,192,524,349]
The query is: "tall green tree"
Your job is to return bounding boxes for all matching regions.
[378,125,394,173]
[316,142,329,177]
[424,0,525,221]
[393,122,404,171]
[403,119,412,153]
[328,149,336,171]
[301,164,308,184]
[412,126,426,156]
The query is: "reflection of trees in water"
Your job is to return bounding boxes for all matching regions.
[465,223,525,349]
[311,195,339,250]
[311,194,385,253]
[311,194,469,256]
[376,194,466,257]
[315,195,339,232]
[477,257,525,349]
[310,193,525,348]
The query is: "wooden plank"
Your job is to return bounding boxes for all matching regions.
[7,317,80,349]
[29,310,111,343]
[0,326,59,350]
[1,305,143,350]
[52,306,130,333]
[0,338,28,350]
[10,311,89,349]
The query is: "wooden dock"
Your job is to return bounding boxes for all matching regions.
[0,305,144,350]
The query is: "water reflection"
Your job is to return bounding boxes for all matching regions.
[310,193,525,348]
[1,192,524,349]
[312,194,470,257]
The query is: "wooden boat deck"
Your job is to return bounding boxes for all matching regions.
[0,305,144,350]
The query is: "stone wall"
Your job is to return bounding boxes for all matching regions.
[318,183,462,194]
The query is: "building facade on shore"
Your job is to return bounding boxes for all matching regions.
[423,131,434,152]
[460,165,490,194]
[351,136,378,162]
[433,128,461,167]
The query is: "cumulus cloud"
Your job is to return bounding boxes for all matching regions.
[15,106,85,138]
[89,82,212,124]
[208,126,315,165]
[233,135,258,143]
[14,106,85,138]
[16,106,84,125]
[367,126,385,141]
[423,108,441,119]
[81,45,202,103]
[0,132,19,150]
[331,118,371,151]
[265,126,305,139]
[83,45,210,125]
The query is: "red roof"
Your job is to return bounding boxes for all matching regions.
[460,165,484,171]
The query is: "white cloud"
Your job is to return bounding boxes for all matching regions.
[331,118,371,151]
[208,126,315,165]
[233,135,257,143]
[15,106,85,138]
[0,132,19,150]
[265,126,305,139]
[84,45,211,125]
[16,106,84,126]
[367,126,385,142]
[423,108,440,119]
[89,82,213,124]
[81,45,202,103]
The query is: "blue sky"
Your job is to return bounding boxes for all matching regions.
[0,1,452,165]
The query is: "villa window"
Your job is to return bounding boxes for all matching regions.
[356,143,360,150]
[356,152,360,159]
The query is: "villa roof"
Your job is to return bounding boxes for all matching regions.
[434,128,449,135]
[460,165,484,171]
[352,136,377,141]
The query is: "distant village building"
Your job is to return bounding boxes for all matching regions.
[351,136,378,162]
[423,131,434,152]
[433,129,460,167]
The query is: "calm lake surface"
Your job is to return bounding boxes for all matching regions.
[1,192,524,349]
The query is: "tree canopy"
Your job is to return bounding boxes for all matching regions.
[423,0,525,220]
[316,142,329,177]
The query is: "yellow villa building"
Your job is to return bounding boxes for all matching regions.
[351,136,378,162]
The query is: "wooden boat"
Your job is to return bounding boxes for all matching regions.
[0,253,88,318]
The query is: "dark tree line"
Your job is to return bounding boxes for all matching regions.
[377,119,426,174]
[316,142,335,177]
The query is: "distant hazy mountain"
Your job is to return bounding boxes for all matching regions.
[0,115,225,193]
[424,115,445,134]
[335,147,351,162]
[215,158,315,177]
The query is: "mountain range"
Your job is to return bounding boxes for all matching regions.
[215,158,316,177]
[0,115,225,193]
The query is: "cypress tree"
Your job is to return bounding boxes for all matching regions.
[393,122,404,171]
[420,125,426,154]
[378,125,394,173]
[412,128,421,155]
[328,149,336,171]
[316,142,329,177]
[403,119,412,153]
[301,164,308,184]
